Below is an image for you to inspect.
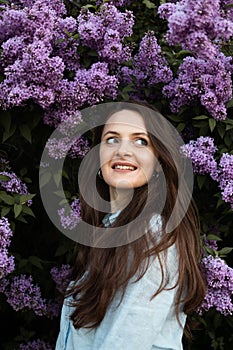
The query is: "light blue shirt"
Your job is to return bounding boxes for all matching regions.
[55,214,186,350]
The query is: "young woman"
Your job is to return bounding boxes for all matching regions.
[55,102,206,349]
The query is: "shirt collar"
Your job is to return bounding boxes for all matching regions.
[102,210,121,227]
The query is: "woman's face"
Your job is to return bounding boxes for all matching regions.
[99,109,158,191]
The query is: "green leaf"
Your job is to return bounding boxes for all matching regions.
[53,171,62,188]
[196,175,205,190]
[192,115,209,120]
[0,174,11,182]
[22,205,36,217]
[217,124,226,139]
[19,124,32,143]
[19,193,36,204]
[0,192,14,205]
[218,247,233,256]
[209,118,216,132]
[28,256,43,269]
[0,112,11,132]
[205,234,222,241]
[142,0,156,9]
[1,207,11,217]
[176,50,191,58]
[226,98,233,108]
[39,172,52,188]
[177,123,185,132]
[14,203,23,218]
[2,124,16,142]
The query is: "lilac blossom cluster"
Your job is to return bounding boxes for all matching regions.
[19,339,53,350]
[45,135,89,159]
[58,198,81,230]
[77,3,134,66]
[181,137,233,208]
[43,62,118,127]
[3,274,47,316]
[159,1,233,120]
[50,263,72,293]
[0,1,120,128]
[158,0,233,59]
[119,31,172,91]
[197,255,233,315]
[0,0,70,110]
[0,217,15,278]
[162,54,233,120]
[46,296,62,318]
[96,0,132,7]
[180,136,218,179]
[0,158,33,205]
[0,171,30,196]
[218,153,233,208]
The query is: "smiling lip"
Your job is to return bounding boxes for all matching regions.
[111,162,137,172]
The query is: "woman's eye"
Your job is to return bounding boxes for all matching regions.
[106,137,119,144]
[135,138,148,146]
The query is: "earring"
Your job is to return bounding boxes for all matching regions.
[152,172,159,180]
[98,169,103,179]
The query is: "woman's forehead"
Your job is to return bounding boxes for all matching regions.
[104,109,147,132]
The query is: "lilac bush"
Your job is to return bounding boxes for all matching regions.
[3,274,47,315]
[0,217,15,278]
[181,137,233,208]
[58,198,81,230]
[197,255,233,315]
[158,0,233,59]
[50,263,72,293]
[19,339,53,350]
[162,54,233,120]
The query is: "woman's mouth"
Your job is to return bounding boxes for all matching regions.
[112,163,137,171]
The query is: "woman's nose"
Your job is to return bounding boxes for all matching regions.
[116,139,133,157]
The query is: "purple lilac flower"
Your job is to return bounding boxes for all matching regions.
[218,153,233,188]
[0,171,28,194]
[57,111,83,136]
[75,62,119,105]
[4,274,47,316]
[131,31,173,86]
[203,234,219,251]
[0,157,11,172]
[0,217,15,279]
[50,264,72,293]
[0,0,77,113]
[19,339,53,350]
[218,153,233,208]
[58,198,81,230]
[0,248,15,278]
[45,137,73,159]
[0,277,9,293]
[46,297,62,318]
[68,137,90,159]
[0,217,13,249]
[163,54,233,120]
[96,0,132,6]
[44,63,118,127]
[180,136,219,180]
[158,0,233,59]
[77,4,134,66]
[197,255,233,315]
[46,135,89,159]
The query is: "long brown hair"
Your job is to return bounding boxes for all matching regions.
[66,101,206,332]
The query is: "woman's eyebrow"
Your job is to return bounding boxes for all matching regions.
[102,131,148,137]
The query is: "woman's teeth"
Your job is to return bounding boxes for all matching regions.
[114,165,135,170]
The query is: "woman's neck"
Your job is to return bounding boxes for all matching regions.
[109,187,134,212]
